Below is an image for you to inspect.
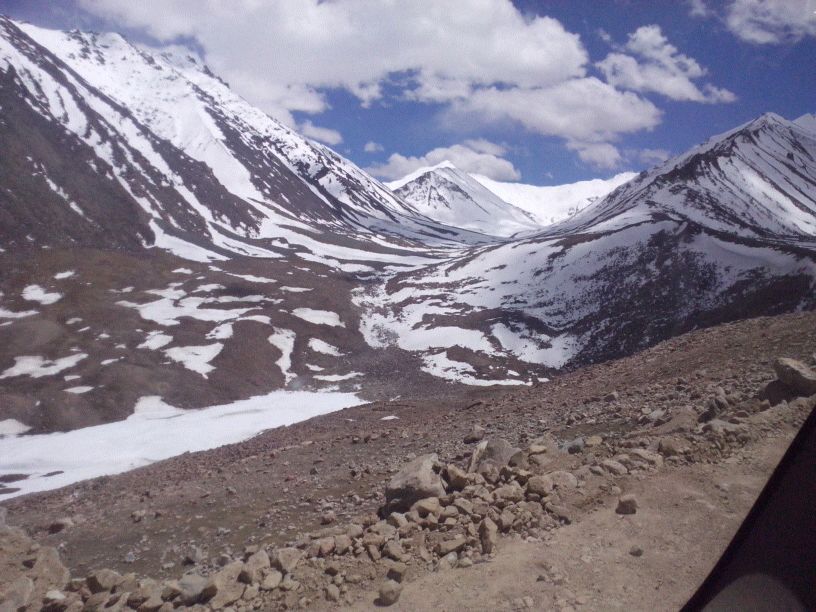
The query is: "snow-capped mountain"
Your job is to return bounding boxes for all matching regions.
[360,112,816,379]
[0,16,815,437]
[0,17,487,268]
[472,171,637,226]
[386,161,541,237]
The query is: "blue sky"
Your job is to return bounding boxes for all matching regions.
[3,0,815,185]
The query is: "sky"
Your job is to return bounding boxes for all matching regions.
[2,0,815,186]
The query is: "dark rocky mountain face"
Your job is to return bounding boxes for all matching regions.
[0,17,814,437]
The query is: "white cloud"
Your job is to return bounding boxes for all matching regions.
[725,0,816,44]
[447,78,662,143]
[299,120,343,145]
[366,141,521,181]
[363,141,384,153]
[687,0,713,18]
[597,25,736,104]
[567,142,623,170]
[638,148,672,165]
[79,0,588,114]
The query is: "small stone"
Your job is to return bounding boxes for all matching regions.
[259,570,283,591]
[585,435,603,447]
[436,536,467,556]
[658,437,688,457]
[565,438,585,454]
[411,496,442,517]
[378,579,402,606]
[629,546,644,557]
[616,495,638,515]
[604,392,619,402]
[48,517,75,534]
[601,459,628,476]
[325,584,341,602]
[387,562,408,583]
[464,424,486,444]
[333,534,352,555]
[320,511,337,525]
[131,510,146,523]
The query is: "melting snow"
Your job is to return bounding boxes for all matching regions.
[22,285,62,305]
[53,270,75,279]
[0,419,31,437]
[65,386,93,394]
[313,372,363,382]
[268,328,296,383]
[164,343,223,376]
[137,331,173,350]
[0,354,87,379]
[0,390,363,497]
[292,308,345,327]
[308,338,343,356]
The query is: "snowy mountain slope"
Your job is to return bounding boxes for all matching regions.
[358,113,816,382]
[386,161,541,237]
[552,113,816,242]
[472,171,636,225]
[0,17,489,270]
[795,112,816,133]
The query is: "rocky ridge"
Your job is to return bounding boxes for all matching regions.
[2,312,815,610]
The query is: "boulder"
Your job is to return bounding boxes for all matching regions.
[239,550,270,584]
[526,475,554,496]
[774,358,816,397]
[259,569,283,591]
[445,464,469,490]
[384,454,446,513]
[436,536,467,556]
[271,548,303,574]
[478,518,498,554]
[464,424,486,444]
[202,561,244,609]
[177,574,208,606]
[87,569,124,594]
[377,579,402,606]
[468,439,522,473]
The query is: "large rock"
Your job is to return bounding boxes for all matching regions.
[202,561,244,609]
[239,550,270,585]
[478,518,498,554]
[378,579,402,606]
[271,548,303,574]
[86,569,124,594]
[384,454,446,513]
[177,574,208,605]
[468,439,522,473]
[774,358,816,397]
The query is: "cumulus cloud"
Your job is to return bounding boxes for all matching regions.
[363,141,384,153]
[638,148,672,165]
[447,78,662,143]
[367,140,521,181]
[725,0,816,44]
[566,142,623,170]
[299,120,343,145]
[79,0,587,113]
[687,0,714,18]
[597,25,736,103]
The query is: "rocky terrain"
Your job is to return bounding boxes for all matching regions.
[1,310,814,610]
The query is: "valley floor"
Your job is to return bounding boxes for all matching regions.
[1,310,815,611]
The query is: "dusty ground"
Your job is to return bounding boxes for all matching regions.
[1,310,815,610]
